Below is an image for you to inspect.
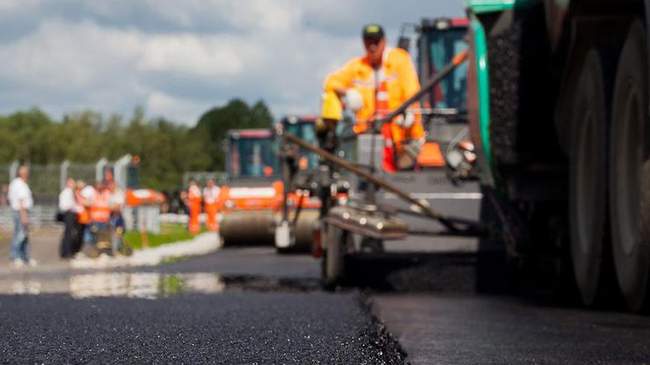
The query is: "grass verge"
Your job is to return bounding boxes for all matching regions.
[125,223,205,250]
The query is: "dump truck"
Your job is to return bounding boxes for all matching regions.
[219,129,283,246]
[465,0,650,312]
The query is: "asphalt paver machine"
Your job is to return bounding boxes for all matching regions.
[280,49,481,288]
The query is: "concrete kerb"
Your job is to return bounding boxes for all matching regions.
[70,232,222,269]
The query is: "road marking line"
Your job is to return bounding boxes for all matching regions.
[383,192,483,200]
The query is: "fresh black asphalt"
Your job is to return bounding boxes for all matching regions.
[0,291,404,364]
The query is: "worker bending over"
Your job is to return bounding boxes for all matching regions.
[321,24,425,172]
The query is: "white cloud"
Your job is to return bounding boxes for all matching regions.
[0,1,464,125]
[145,91,213,123]
[138,35,247,77]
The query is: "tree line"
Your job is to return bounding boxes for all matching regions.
[0,99,273,190]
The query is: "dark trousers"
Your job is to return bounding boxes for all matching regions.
[74,223,86,254]
[60,211,79,258]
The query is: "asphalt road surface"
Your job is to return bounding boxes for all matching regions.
[1,172,649,363]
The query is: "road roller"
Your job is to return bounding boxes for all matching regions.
[219,129,283,246]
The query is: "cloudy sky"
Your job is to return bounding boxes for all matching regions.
[0,0,463,126]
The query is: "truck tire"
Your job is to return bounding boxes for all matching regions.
[321,225,349,290]
[569,49,616,307]
[485,6,557,170]
[610,21,650,313]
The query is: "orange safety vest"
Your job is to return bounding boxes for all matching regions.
[188,185,202,234]
[75,191,90,225]
[90,189,111,223]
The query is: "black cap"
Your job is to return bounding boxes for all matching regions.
[362,24,384,41]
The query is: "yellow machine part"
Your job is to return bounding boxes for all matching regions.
[321,90,342,121]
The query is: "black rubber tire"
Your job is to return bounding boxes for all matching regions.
[569,49,615,306]
[484,5,557,170]
[321,225,348,290]
[610,21,650,313]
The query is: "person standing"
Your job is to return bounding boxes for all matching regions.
[322,24,425,172]
[88,182,112,253]
[107,180,126,254]
[58,177,78,259]
[203,178,221,232]
[186,179,202,234]
[8,165,35,268]
[78,181,99,256]
[73,180,90,255]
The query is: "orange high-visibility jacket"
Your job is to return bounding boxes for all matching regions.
[323,47,422,134]
[90,189,111,223]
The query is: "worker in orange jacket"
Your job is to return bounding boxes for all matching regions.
[89,182,113,251]
[322,24,425,172]
[186,179,202,234]
[203,178,221,232]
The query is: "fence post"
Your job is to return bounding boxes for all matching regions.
[9,160,18,181]
[114,154,132,189]
[96,158,108,183]
[60,160,70,191]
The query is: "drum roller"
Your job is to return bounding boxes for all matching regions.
[220,211,276,246]
[291,209,320,251]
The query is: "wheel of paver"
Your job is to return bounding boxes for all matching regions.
[569,49,616,307]
[610,21,650,313]
[322,225,349,289]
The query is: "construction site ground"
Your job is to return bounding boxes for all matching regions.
[0,170,648,363]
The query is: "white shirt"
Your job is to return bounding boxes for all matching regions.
[203,186,220,204]
[109,188,126,209]
[58,187,76,212]
[80,185,96,204]
[8,177,33,211]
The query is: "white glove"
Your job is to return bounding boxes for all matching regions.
[343,89,363,112]
[395,111,415,128]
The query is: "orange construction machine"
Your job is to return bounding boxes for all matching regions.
[218,129,283,246]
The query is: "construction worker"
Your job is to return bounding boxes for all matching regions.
[74,180,91,255]
[186,179,202,234]
[89,182,113,253]
[203,178,220,232]
[78,180,99,256]
[322,24,425,172]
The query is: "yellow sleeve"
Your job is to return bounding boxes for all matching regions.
[323,58,357,93]
[395,49,420,100]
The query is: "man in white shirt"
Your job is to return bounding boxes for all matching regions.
[58,177,78,259]
[8,165,35,267]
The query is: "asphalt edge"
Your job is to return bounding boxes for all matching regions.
[358,292,410,364]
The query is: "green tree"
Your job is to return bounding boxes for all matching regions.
[192,99,274,170]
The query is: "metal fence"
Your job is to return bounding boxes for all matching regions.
[182,171,226,187]
[0,157,131,229]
